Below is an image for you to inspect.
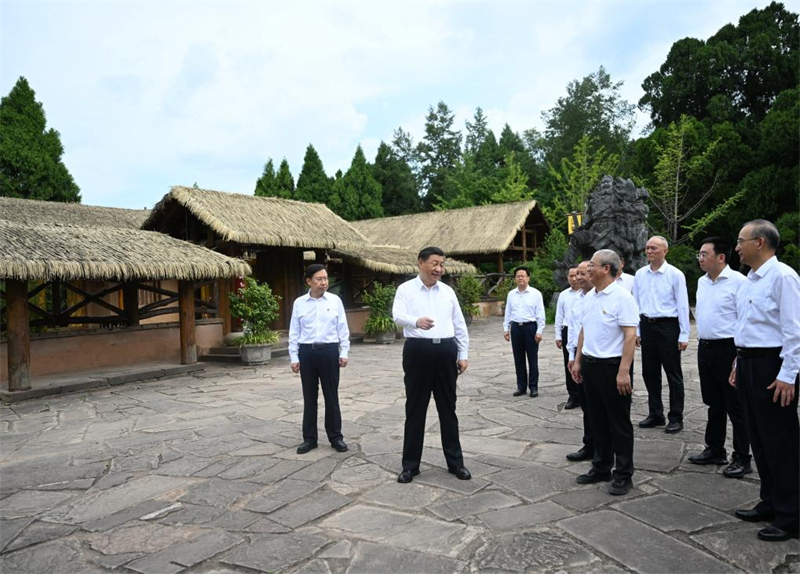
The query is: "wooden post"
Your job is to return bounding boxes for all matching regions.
[218,277,231,336]
[521,227,528,262]
[52,279,63,325]
[497,253,504,274]
[6,280,31,391]
[178,280,197,364]
[123,282,140,326]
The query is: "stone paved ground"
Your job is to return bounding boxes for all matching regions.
[1,317,798,574]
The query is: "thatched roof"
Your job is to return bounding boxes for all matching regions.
[143,186,371,250]
[0,220,251,282]
[352,200,548,256]
[0,196,150,229]
[331,244,477,275]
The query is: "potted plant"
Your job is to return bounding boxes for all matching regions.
[454,274,483,325]
[228,277,281,365]
[363,282,397,344]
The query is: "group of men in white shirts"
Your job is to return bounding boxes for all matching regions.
[551,220,799,542]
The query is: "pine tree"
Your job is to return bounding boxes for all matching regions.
[294,144,330,204]
[275,158,295,199]
[417,102,462,209]
[492,153,533,203]
[254,159,277,197]
[0,76,81,202]
[465,107,489,154]
[373,141,420,216]
[334,146,383,221]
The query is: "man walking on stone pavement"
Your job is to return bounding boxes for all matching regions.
[633,236,690,434]
[565,260,595,462]
[571,250,639,495]
[555,265,581,409]
[730,220,799,542]
[615,255,635,292]
[392,246,471,484]
[688,237,752,478]
[504,267,546,398]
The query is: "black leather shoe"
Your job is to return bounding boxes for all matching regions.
[448,466,471,480]
[722,454,752,479]
[331,439,348,452]
[296,442,318,454]
[564,397,580,410]
[397,469,420,483]
[529,390,539,398]
[664,421,683,434]
[638,415,666,428]
[757,525,800,541]
[609,477,633,496]
[688,447,727,466]
[566,447,594,462]
[735,507,775,523]
[513,389,526,396]
[576,470,612,484]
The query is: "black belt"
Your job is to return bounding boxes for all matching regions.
[512,321,537,327]
[300,342,339,349]
[583,354,621,365]
[698,338,734,348]
[640,315,678,324]
[737,347,781,359]
[406,337,455,345]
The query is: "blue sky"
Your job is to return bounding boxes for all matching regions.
[0,0,778,209]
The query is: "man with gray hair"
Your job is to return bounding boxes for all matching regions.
[731,220,799,541]
[571,250,639,495]
[633,235,690,434]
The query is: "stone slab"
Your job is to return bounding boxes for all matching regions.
[650,473,761,511]
[634,439,685,473]
[0,539,97,573]
[490,464,577,502]
[267,489,351,528]
[614,493,735,533]
[0,490,74,520]
[4,520,77,553]
[222,533,328,572]
[348,541,467,574]
[82,500,175,532]
[474,528,599,572]
[86,522,199,555]
[428,490,520,521]
[361,481,443,511]
[0,517,34,552]
[415,468,490,495]
[478,500,573,530]
[179,478,263,507]
[559,510,737,573]
[693,526,800,574]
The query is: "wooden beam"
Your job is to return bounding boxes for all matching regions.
[521,227,528,262]
[178,280,197,364]
[6,280,31,391]
[218,277,231,336]
[123,282,140,326]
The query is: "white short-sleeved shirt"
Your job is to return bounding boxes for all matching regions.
[288,291,350,363]
[580,282,640,358]
[695,265,745,341]
[503,286,546,334]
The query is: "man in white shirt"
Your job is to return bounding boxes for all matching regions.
[615,255,635,292]
[633,235,690,434]
[731,220,799,542]
[688,237,751,478]
[571,250,639,495]
[565,260,595,462]
[393,246,471,484]
[555,265,581,408]
[503,267,546,397]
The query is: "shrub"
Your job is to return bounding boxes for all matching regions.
[228,277,281,346]
[454,274,483,318]
[363,282,397,335]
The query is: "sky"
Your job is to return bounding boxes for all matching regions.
[0,0,781,209]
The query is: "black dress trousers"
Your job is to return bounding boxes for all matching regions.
[697,339,749,459]
[402,338,464,472]
[561,326,579,399]
[737,350,799,532]
[510,322,540,392]
[299,343,343,444]
[583,358,634,480]
[640,317,685,423]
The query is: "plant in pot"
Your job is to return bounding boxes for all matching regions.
[363,282,397,344]
[454,274,483,324]
[228,277,281,365]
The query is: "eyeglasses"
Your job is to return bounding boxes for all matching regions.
[736,237,760,245]
[696,252,710,260]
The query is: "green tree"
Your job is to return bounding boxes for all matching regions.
[373,141,420,215]
[294,144,330,204]
[465,107,489,154]
[540,66,635,167]
[275,158,295,199]
[434,154,499,210]
[331,146,383,221]
[546,135,620,223]
[417,101,463,209]
[254,159,277,197]
[491,153,533,204]
[0,77,81,202]
[640,2,799,127]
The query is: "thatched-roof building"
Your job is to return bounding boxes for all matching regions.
[329,245,476,276]
[352,200,550,272]
[0,199,251,394]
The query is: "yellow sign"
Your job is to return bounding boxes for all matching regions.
[567,212,583,235]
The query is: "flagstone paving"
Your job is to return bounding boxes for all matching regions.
[1,317,797,573]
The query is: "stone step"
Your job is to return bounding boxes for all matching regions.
[198,354,242,363]
[208,346,240,355]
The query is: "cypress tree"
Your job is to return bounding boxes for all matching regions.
[294,144,330,204]
[275,158,295,199]
[254,159,277,197]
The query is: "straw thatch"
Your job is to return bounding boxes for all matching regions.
[352,200,548,256]
[0,220,251,282]
[331,244,477,275]
[0,196,150,229]
[143,186,371,250]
